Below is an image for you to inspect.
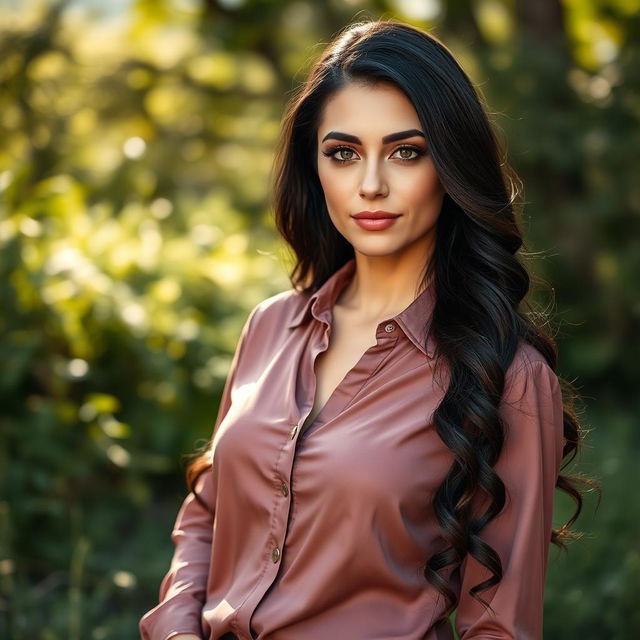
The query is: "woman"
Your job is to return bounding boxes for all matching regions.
[140,19,588,640]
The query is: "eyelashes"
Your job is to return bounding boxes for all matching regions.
[321,144,428,164]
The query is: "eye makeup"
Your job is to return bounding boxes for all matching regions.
[321,144,428,164]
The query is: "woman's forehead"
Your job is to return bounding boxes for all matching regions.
[317,83,421,140]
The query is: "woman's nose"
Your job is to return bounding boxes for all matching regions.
[359,159,389,198]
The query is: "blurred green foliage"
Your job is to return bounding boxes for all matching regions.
[0,0,638,638]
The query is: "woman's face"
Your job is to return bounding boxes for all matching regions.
[316,81,445,260]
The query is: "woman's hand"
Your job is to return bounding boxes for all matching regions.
[170,635,201,640]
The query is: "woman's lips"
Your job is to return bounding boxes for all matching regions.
[351,213,400,231]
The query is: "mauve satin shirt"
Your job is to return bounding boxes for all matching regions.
[139,257,565,640]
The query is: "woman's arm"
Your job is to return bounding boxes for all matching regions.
[454,359,565,640]
[139,306,259,640]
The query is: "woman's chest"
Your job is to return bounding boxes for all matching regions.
[300,320,379,435]
[210,321,453,510]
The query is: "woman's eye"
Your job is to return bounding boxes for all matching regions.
[322,147,356,162]
[396,147,424,160]
[395,147,418,160]
[335,148,356,161]
[321,145,425,163]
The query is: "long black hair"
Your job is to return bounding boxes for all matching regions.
[261,18,593,616]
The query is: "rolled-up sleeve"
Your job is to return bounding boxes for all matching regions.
[139,306,259,640]
[455,359,565,640]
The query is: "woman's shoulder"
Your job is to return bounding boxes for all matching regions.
[246,286,311,331]
[505,339,558,386]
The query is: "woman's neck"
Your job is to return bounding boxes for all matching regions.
[337,245,433,322]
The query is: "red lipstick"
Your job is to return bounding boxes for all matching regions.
[351,210,401,231]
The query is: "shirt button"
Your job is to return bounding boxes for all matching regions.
[290,424,298,439]
[272,546,281,563]
[280,481,289,497]
[384,323,395,333]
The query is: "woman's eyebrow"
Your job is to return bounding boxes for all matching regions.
[321,129,425,144]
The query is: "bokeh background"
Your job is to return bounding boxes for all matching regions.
[1,0,638,638]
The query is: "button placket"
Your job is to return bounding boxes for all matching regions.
[290,416,306,440]
[269,419,301,583]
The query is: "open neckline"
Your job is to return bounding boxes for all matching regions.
[296,332,398,445]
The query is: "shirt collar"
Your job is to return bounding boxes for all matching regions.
[287,257,436,357]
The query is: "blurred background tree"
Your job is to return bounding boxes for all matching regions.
[0,0,637,638]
